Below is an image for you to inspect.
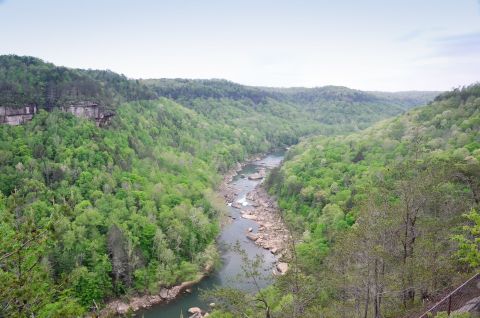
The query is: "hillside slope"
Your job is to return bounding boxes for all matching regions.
[0,55,442,317]
[144,79,439,134]
[0,55,156,111]
[250,84,480,318]
[0,97,281,316]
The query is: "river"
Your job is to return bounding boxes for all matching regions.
[135,150,285,318]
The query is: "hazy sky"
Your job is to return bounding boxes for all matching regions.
[1,0,479,91]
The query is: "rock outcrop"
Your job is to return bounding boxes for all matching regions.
[0,105,37,125]
[0,102,114,127]
[61,101,114,127]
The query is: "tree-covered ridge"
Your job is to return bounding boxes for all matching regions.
[368,90,444,109]
[1,55,438,136]
[256,84,479,317]
[0,55,156,110]
[142,78,273,103]
[272,83,479,226]
[145,79,439,135]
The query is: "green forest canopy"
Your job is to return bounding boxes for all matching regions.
[238,84,480,318]
[0,55,447,317]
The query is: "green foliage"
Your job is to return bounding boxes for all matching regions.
[0,55,443,316]
[144,79,438,136]
[0,99,250,314]
[0,55,155,110]
[71,264,112,307]
[454,209,480,268]
[263,84,480,317]
[206,311,235,318]
[37,291,86,318]
[270,84,480,251]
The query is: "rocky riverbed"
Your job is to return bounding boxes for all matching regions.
[244,187,289,261]
[219,159,290,276]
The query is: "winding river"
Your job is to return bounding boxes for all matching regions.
[135,151,285,318]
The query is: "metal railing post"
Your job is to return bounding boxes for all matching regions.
[447,295,451,315]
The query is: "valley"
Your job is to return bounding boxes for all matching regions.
[0,55,478,318]
[135,152,285,318]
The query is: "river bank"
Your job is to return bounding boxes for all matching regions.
[96,262,214,317]
[219,155,289,262]
[97,151,287,318]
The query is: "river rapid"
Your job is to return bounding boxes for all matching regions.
[135,151,285,318]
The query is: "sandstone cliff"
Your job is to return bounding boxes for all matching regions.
[0,105,37,125]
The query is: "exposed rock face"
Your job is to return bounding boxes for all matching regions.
[61,101,114,127]
[0,105,37,125]
[0,102,114,127]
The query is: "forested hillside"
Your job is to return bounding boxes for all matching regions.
[0,55,437,136]
[220,84,479,317]
[0,55,156,110]
[0,55,441,317]
[144,79,439,135]
[0,96,315,316]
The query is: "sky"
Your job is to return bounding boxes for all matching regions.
[0,0,479,91]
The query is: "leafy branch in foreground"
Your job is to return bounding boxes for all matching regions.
[202,241,273,318]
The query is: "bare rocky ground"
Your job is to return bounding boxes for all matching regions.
[243,186,289,259]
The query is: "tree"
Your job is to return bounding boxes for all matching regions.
[454,209,480,268]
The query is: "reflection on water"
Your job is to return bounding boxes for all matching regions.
[136,151,284,318]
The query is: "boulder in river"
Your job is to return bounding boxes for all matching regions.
[276,262,288,275]
[247,233,259,241]
[159,288,170,299]
[188,307,202,314]
[248,173,263,180]
[241,214,257,220]
[231,202,243,209]
[115,302,130,314]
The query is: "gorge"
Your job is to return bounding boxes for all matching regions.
[1,55,478,318]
